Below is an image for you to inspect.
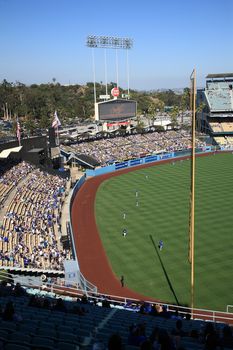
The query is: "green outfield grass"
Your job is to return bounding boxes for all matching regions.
[95,153,233,311]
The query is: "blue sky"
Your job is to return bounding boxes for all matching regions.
[0,0,232,90]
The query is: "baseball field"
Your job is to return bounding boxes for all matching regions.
[95,152,233,311]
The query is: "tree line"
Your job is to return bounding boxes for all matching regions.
[0,79,190,131]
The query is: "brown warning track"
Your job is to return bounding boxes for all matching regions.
[71,152,215,301]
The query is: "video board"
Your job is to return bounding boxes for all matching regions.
[98,99,137,121]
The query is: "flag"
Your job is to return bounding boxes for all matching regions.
[16,118,21,145]
[52,110,61,129]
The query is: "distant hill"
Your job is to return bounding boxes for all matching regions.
[0,79,190,131]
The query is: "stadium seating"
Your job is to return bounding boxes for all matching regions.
[221,122,233,132]
[225,136,233,145]
[67,131,206,166]
[214,136,228,145]
[0,161,33,207]
[209,122,223,133]
[0,166,70,270]
[0,282,232,350]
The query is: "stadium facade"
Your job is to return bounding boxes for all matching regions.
[197,73,233,147]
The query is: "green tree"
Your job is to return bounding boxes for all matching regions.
[170,106,179,128]
[180,88,190,123]
[24,118,37,135]
[147,99,165,125]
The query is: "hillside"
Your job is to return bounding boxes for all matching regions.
[0,79,189,130]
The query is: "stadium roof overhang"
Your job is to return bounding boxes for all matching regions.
[206,73,233,79]
[0,146,22,159]
[67,153,99,169]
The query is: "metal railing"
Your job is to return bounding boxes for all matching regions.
[1,269,233,325]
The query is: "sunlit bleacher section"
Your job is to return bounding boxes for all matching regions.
[225,136,233,146]
[0,166,70,270]
[197,73,233,147]
[0,161,33,207]
[213,136,228,146]
[221,122,233,132]
[209,122,223,133]
[0,271,233,350]
[65,130,206,166]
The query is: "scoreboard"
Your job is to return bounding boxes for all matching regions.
[95,99,137,121]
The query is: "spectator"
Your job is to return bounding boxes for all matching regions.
[13,282,27,297]
[53,298,67,312]
[220,325,233,348]
[128,323,147,347]
[2,300,15,321]
[158,329,175,350]
[203,323,219,350]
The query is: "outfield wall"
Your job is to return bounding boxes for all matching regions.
[86,146,213,177]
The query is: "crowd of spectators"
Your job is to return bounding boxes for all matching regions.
[0,161,33,207]
[0,164,70,270]
[69,130,207,165]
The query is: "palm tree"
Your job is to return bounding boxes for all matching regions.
[170,106,179,129]
[196,102,206,133]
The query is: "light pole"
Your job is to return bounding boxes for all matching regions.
[86,35,133,117]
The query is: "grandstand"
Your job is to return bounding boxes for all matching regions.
[62,130,207,167]
[197,73,233,147]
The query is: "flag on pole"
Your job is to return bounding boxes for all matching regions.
[52,110,61,129]
[16,118,21,146]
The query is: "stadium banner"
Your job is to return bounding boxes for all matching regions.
[129,158,144,166]
[159,152,174,160]
[203,146,212,152]
[84,148,217,177]
[107,121,130,127]
[145,155,158,163]
[115,161,129,170]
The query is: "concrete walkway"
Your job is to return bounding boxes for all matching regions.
[60,169,84,238]
[60,179,72,238]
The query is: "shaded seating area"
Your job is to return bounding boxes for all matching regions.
[0,282,233,350]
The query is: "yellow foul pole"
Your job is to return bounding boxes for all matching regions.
[189,68,196,311]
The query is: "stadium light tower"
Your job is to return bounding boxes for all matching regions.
[86,35,133,116]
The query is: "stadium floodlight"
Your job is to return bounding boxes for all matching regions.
[86,35,133,49]
[86,35,133,117]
